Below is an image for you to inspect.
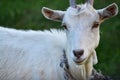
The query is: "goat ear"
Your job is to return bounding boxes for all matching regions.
[42,7,65,22]
[92,50,98,65]
[98,3,118,20]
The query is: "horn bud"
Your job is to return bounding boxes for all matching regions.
[69,0,76,8]
[86,0,94,6]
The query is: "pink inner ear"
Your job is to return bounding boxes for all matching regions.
[44,9,54,18]
[106,5,116,15]
[99,4,118,20]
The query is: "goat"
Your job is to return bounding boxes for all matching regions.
[0,0,118,80]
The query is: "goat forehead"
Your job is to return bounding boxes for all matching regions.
[65,4,98,18]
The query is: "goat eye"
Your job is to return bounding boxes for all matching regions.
[92,22,99,29]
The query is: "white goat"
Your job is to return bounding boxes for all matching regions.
[0,0,118,80]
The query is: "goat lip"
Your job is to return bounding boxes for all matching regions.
[73,58,86,64]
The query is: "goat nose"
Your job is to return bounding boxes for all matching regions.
[73,50,84,58]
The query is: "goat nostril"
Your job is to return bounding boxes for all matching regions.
[73,50,84,58]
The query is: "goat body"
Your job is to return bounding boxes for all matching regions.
[0,27,67,80]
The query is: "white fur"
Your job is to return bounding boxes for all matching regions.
[0,27,67,80]
[0,2,118,80]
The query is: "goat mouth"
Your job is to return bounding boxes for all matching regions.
[73,58,87,64]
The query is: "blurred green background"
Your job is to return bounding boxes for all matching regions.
[0,0,120,79]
